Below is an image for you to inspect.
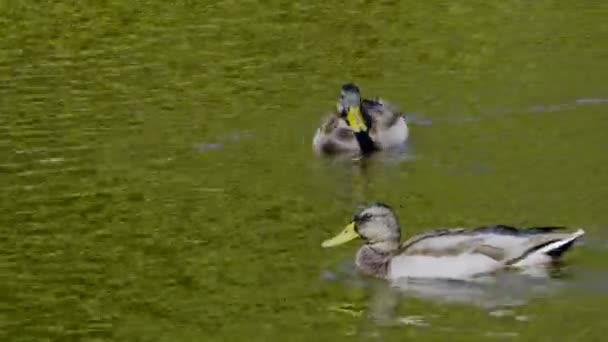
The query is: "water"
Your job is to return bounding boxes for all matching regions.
[1,1,607,341]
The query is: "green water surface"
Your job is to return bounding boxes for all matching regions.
[1,1,608,341]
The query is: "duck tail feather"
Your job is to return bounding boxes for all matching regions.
[508,229,585,266]
[537,229,585,258]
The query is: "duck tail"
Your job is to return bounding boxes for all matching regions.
[535,229,585,258]
[509,229,585,267]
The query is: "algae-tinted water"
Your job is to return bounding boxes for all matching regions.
[1,1,607,341]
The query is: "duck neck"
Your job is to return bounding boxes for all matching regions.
[370,240,400,253]
[353,130,377,154]
[341,105,377,153]
[355,241,398,278]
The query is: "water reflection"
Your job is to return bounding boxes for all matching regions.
[324,259,608,331]
[311,142,416,209]
[388,270,560,309]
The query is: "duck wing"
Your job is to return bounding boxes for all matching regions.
[362,98,402,115]
[398,225,584,264]
[363,98,406,137]
[313,113,360,154]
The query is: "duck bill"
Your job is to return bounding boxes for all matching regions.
[322,222,360,248]
[346,106,367,132]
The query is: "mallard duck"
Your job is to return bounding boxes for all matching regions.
[322,202,585,280]
[312,84,409,156]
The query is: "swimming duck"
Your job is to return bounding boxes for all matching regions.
[322,202,585,280]
[312,84,409,156]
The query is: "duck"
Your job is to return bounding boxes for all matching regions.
[321,202,585,280]
[312,84,409,156]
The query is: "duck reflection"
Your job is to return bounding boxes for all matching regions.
[323,262,567,327]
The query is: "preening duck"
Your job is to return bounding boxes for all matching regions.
[312,84,409,156]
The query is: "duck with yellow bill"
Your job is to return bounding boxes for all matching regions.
[312,84,409,156]
[322,202,585,280]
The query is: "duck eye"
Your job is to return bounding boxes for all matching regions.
[358,213,372,222]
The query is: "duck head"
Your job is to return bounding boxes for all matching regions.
[338,83,368,133]
[322,202,401,252]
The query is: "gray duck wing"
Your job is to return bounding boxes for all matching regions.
[397,225,577,262]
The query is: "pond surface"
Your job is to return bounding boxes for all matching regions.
[2,1,608,341]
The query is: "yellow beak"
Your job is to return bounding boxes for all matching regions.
[346,106,367,132]
[321,222,360,248]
